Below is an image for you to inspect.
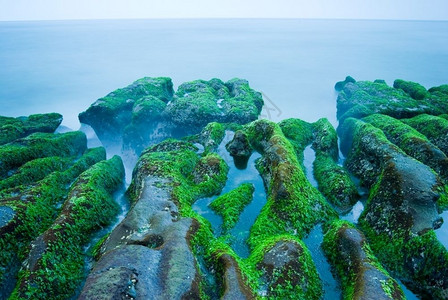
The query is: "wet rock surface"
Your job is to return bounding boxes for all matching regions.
[79,77,263,156]
[2,77,448,299]
[323,221,404,300]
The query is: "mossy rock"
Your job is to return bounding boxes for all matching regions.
[393,79,428,100]
[251,235,323,299]
[313,153,359,210]
[0,113,62,146]
[13,155,124,299]
[244,119,335,248]
[210,183,255,232]
[335,75,356,91]
[0,147,106,297]
[312,118,339,161]
[402,114,448,156]
[336,78,448,122]
[278,118,314,164]
[0,131,87,179]
[322,220,405,300]
[166,78,263,131]
[364,114,448,181]
[79,77,262,156]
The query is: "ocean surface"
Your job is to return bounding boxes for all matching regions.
[1,18,448,129]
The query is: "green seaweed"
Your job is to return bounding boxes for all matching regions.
[12,155,125,299]
[210,183,254,232]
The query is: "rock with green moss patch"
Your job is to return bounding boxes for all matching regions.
[244,119,335,248]
[79,77,263,156]
[81,140,230,299]
[278,118,314,165]
[393,79,429,100]
[0,131,87,179]
[0,113,63,146]
[254,236,323,299]
[339,117,448,298]
[322,220,404,300]
[336,78,448,122]
[197,122,226,153]
[210,183,254,232]
[402,114,448,156]
[335,76,356,92]
[12,155,124,299]
[363,114,448,181]
[340,118,443,234]
[311,118,359,210]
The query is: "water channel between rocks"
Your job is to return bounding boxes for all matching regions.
[192,131,267,258]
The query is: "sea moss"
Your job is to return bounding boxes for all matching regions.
[244,120,335,248]
[393,79,428,100]
[12,155,125,299]
[0,147,106,292]
[210,183,255,232]
[402,114,448,156]
[311,118,359,209]
[313,154,359,209]
[0,113,63,146]
[166,78,263,130]
[278,118,314,165]
[322,219,404,300]
[363,114,448,181]
[0,131,87,179]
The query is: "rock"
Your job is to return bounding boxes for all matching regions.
[210,183,254,232]
[363,114,448,181]
[244,119,334,248]
[340,118,443,234]
[0,206,14,234]
[226,130,252,157]
[256,238,322,299]
[198,122,225,153]
[79,77,263,157]
[393,79,429,100]
[79,77,174,144]
[339,117,448,299]
[335,75,356,91]
[402,114,448,156]
[0,131,87,179]
[336,78,448,122]
[0,113,63,145]
[14,156,124,299]
[322,220,404,300]
[218,254,255,300]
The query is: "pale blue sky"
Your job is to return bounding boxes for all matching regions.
[1,0,448,21]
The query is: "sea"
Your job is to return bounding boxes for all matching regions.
[1,18,447,129]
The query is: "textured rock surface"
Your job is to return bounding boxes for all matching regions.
[79,77,263,156]
[323,220,404,300]
[336,78,448,122]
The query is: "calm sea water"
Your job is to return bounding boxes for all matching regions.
[1,19,447,129]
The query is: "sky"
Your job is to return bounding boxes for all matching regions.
[0,0,448,21]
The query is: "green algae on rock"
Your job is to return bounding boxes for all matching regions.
[0,147,106,297]
[244,120,335,248]
[402,113,448,156]
[339,117,448,298]
[322,220,405,300]
[79,77,263,155]
[210,183,255,232]
[336,77,448,122]
[311,118,359,210]
[363,114,448,181]
[0,131,87,179]
[0,113,63,146]
[11,155,124,299]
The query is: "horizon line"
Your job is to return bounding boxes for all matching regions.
[1,16,448,23]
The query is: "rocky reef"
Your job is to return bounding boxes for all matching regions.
[0,114,125,299]
[2,76,448,299]
[79,77,263,156]
[337,77,448,299]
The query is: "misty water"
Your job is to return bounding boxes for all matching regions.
[1,18,448,299]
